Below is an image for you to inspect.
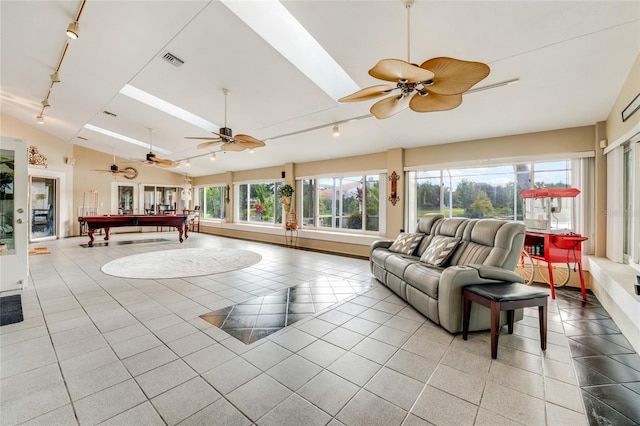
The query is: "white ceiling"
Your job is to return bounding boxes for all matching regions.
[1,1,638,177]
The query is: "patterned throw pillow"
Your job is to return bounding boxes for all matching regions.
[388,233,425,255]
[420,235,461,266]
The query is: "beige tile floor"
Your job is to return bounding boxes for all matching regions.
[0,232,588,425]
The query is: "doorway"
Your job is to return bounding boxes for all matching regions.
[30,176,57,241]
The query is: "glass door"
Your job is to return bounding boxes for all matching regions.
[30,176,57,241]
[1,137,28,291]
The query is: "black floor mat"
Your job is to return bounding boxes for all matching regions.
[0,294,23,326]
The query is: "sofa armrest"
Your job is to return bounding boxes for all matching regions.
[370,239,393,253]
[465,264,524,283]
[437,265,522,333]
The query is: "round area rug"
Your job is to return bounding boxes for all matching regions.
[101,247,262,279]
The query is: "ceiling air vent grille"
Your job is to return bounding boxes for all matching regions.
[162,52,185,68]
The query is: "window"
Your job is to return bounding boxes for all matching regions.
[301,174,382,232]
[623,140,639,265]
[236,182,283,225]
[196,186,226,220]
[407,159,586,234]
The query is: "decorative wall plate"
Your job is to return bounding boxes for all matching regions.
[123,167,138,179]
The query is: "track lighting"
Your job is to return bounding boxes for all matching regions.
[249,148,255,154]
[66,21,80,39]
[186,159,191,166]
[176,162,181,168]
[210,153,216,161]
[36,115,44,124]
[41,98,50,108]
[332,125,340,137]
[50,71,61,83]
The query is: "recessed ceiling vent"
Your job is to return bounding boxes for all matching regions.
[162,52,185,68]
[102,110,117,117]
[77,136,88,140]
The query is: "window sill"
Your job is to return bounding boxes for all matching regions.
[200,220,383,246]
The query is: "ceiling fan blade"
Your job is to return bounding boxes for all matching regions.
[370,95,410,119]
[420,57,490,95]
[196,140,223,149]
[220,142,246,152]
[154,158,179,167]
[338,85,396,103]
[370,94,411,119]
[234,134,266,148]
[369,59,434,83]
[409,92,463,112]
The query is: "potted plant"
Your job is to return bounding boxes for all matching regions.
[280,184,294,212]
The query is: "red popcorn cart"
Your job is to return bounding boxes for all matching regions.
[518,188,587,300]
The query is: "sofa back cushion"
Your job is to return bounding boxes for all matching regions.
[450,219,525,269]
[415,214,444,256]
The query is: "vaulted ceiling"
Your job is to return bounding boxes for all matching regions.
[1,1,638,176]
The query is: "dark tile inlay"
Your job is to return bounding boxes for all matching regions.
[580,390,637,426]
[582,385,640,424]
[554,287,640,426]
[574,356,640,383]
[200,279,371,345]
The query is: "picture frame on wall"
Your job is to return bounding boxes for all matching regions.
[622,92,640,122]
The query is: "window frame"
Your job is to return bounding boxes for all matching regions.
[298,172,385,234]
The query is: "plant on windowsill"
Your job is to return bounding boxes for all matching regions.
[280,184,294,212]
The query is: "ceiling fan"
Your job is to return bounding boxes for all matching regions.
[338,0,490,119]
[137,128,178,167]
[92,150,138,179]
[185,88,266,152]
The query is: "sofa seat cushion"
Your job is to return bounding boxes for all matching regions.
[404,263,443,299]
[420,235,461,267]
[385,254,420,278]
[388,232,424,255]
[371,248,396,268]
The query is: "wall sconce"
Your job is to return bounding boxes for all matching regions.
[388,171,400,206]
[65,157,76,166]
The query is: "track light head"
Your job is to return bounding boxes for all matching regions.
[249,148,255,154]
[36,115,44,124]
[66,21,80,39]
[185,159,191,166]
[210,153,216,161]
[41,98,50,108]
[332,125,340,137]
[50,71,61,83]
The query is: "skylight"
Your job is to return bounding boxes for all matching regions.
[221,0,359,102]
[119,84,218,131]
[84,123,172,155]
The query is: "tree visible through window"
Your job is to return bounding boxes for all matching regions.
[411,161,572,221]
[302,174,381,231]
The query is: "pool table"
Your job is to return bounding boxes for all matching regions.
[79,215,189,247]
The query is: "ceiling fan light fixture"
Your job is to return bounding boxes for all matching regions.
[332,125,340,137]
[36,115,44,124]
[66,21,80,39]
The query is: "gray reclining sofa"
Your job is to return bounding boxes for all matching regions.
[370,214,526,333]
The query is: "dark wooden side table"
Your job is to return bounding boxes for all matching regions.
[463,282,549,359]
